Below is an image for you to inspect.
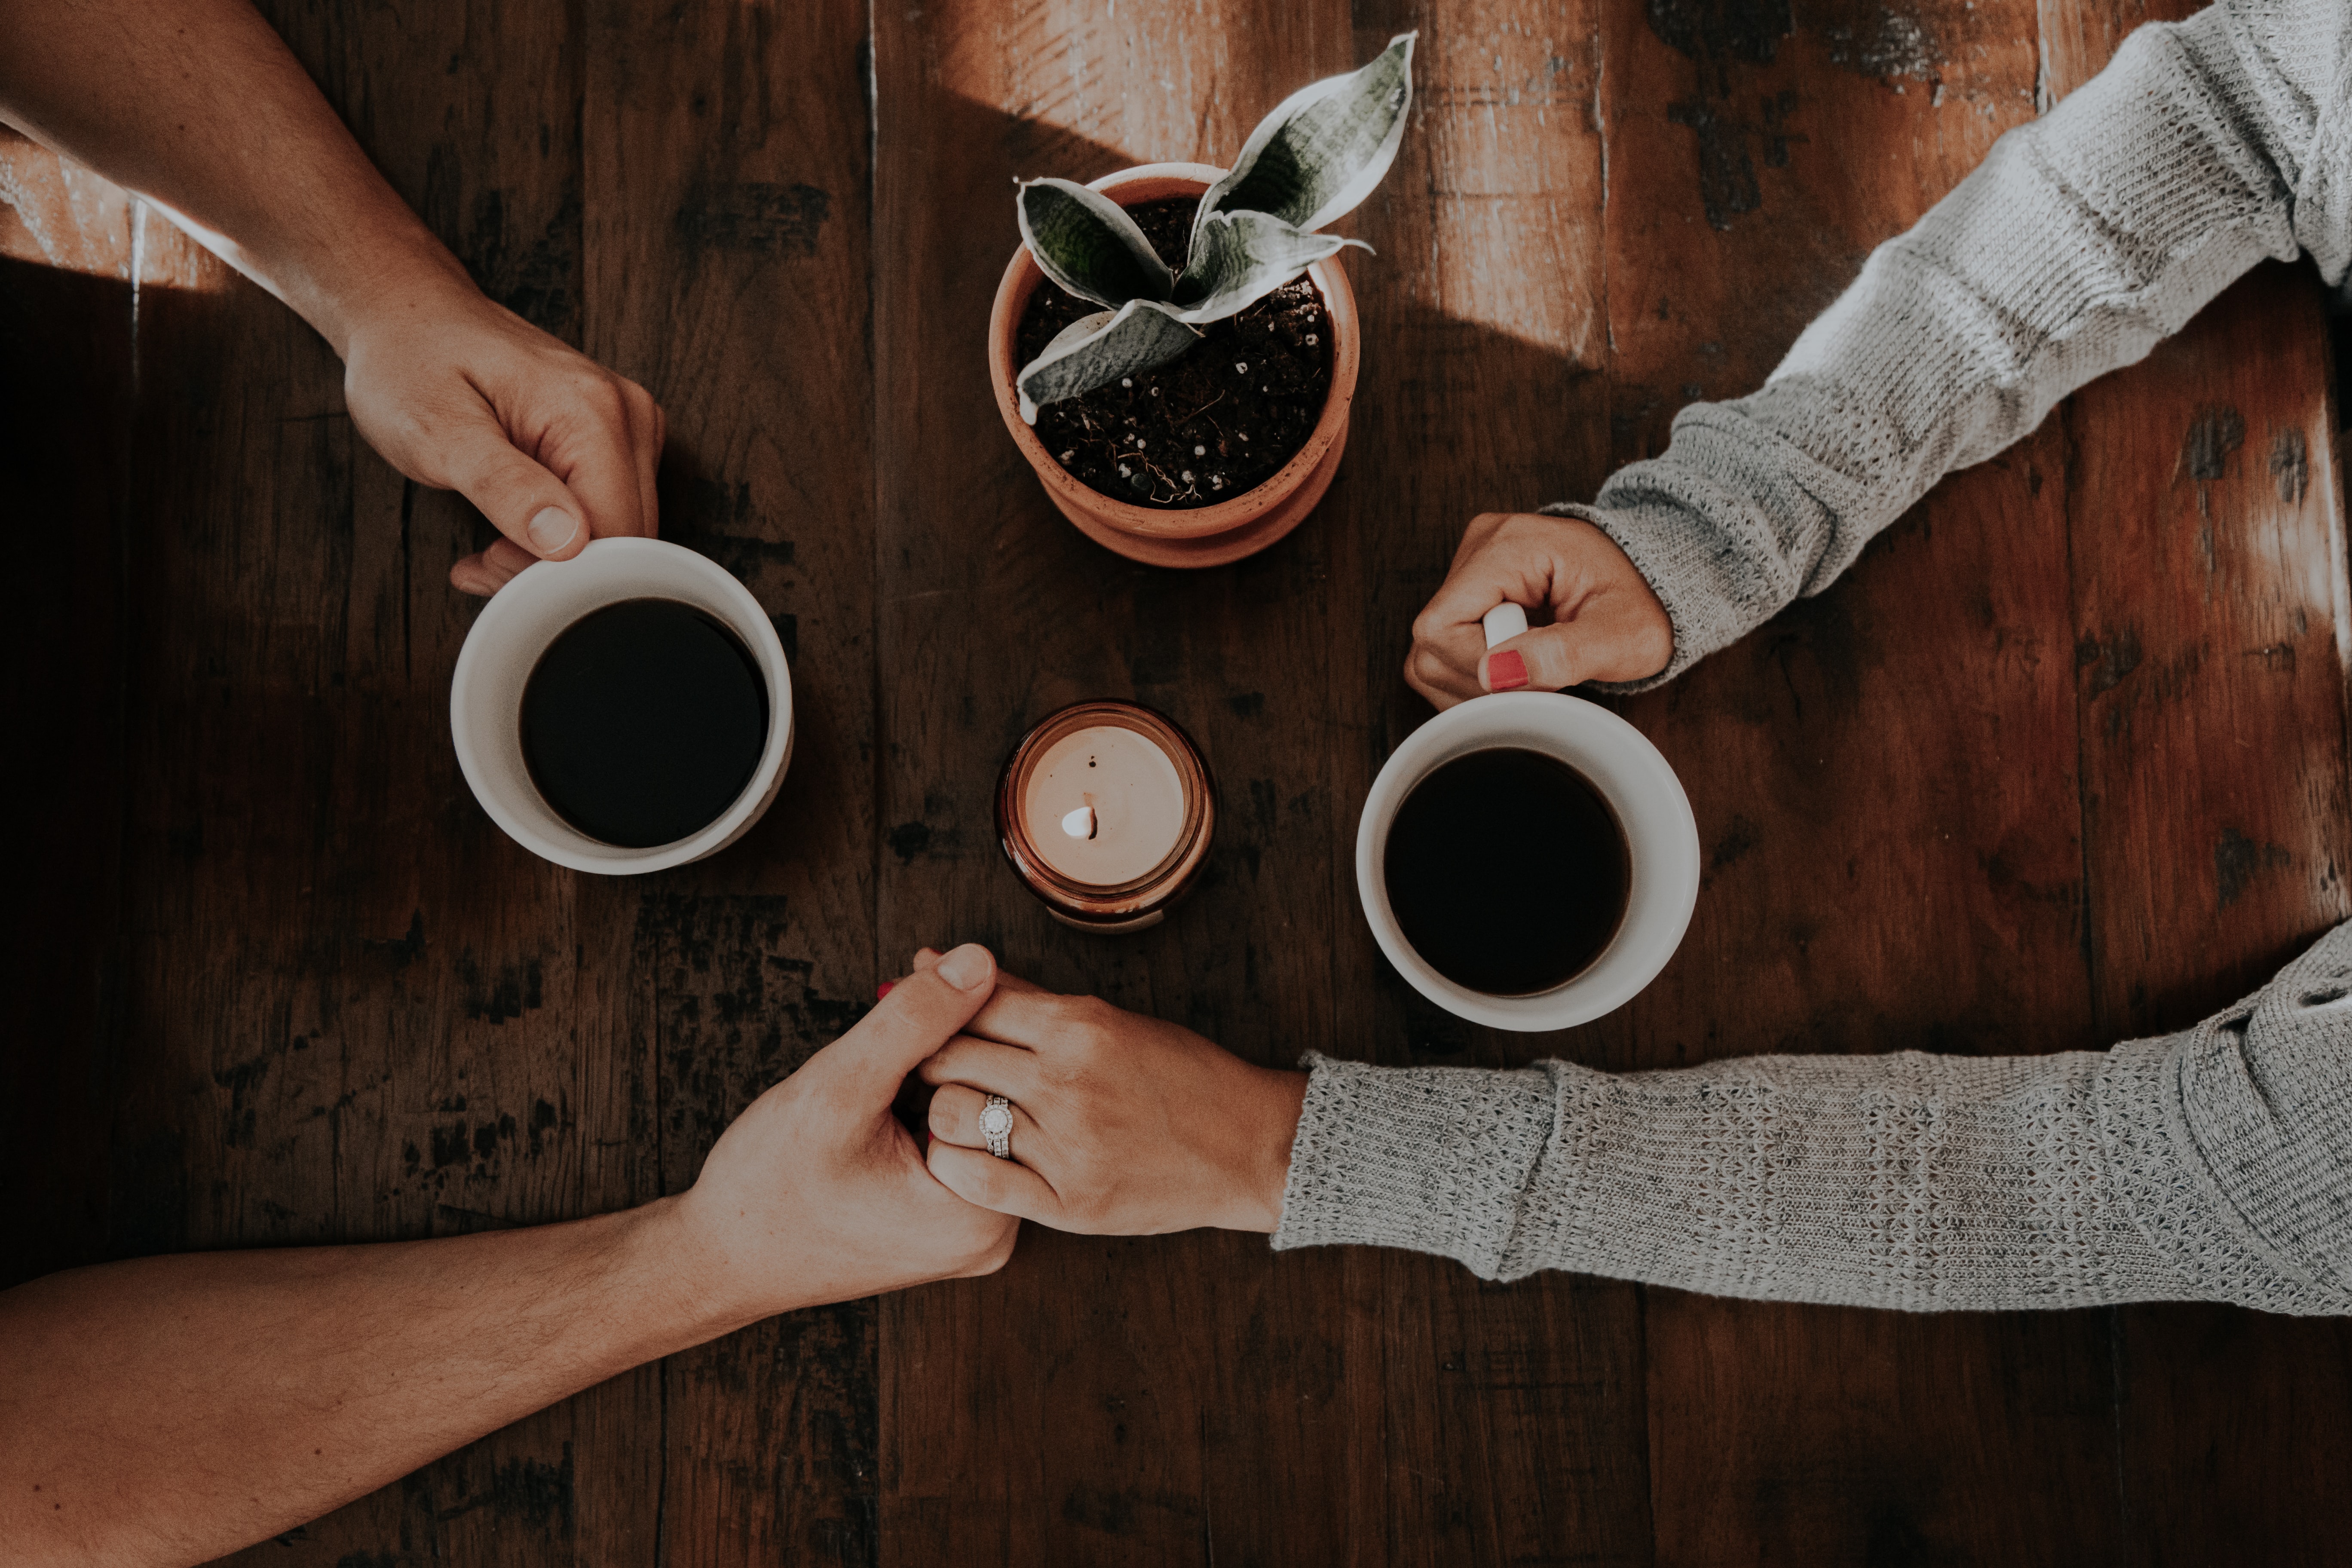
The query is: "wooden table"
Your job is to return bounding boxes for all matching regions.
[7,0,2351,1560]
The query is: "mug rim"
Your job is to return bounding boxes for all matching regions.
[449,537,795,875]
[1354,692,1699,1032]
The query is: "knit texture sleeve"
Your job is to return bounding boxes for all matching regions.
[1576,0,2352,689]
[1273,924,2352,1315]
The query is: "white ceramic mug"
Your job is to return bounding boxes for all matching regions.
[1354,609,1699,1031]
[450,537,795,874]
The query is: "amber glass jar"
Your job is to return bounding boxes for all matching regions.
[995,700,1216,933]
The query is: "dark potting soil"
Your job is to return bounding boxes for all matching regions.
[1014,196,1333,509]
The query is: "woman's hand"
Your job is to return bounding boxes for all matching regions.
[1406,511,1673,707]
[672,943,1018,1324]
[339,275,665,596]
[911,961,1308,1235]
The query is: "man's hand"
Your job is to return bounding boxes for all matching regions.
[676,942,1019,1320]
[0,0,668,602]
[912,963,1308,1236]
[1406,511,1673,707]
[340,279,665,597]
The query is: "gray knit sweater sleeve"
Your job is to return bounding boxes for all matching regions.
[1273,924,2352,1313]
[1574,0,2352,689]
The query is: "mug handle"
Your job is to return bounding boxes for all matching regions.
[1481,601,1529,653]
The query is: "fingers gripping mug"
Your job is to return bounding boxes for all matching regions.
[1355,603,1700,1031]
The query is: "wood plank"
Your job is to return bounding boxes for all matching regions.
[582,0,887,1557]
[2041,3,2352,1559]
[1332,2,1654,1562]
[2070,254,2352,1568]
[1594,0,2127,1556]
[56,0,663,1561]
[0,134,136,1290]
[2065,266,2350,1056]
[871,4,1378,1562]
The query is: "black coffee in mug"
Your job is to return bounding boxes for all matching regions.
[520,598,768,848]
[1381,747,1631,996]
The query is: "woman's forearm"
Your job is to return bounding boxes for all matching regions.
[1274,1048,2198,1310]
[1274,922,2352,1315]
[1578,0,2347,689]
[0,1201,735,1567]
[0,0,469,349]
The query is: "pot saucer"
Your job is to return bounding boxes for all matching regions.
[1048,420,1346,567]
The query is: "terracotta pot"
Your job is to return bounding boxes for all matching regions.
[988,161,1361,569]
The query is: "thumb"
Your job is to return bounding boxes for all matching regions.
[440,424,592,565]
[1479,623,1592,693]
[842,942,997,1093]
[1480,588,1673,691]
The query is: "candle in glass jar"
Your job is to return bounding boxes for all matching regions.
[1023,725,1188,884]
[996,701,1215,932]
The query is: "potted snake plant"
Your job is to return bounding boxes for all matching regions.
[987,35,1415,567]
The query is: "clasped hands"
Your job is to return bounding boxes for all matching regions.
[669,943,1309,1325]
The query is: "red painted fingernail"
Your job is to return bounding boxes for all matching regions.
[1488,649,1530,691]
[876,981,895,998]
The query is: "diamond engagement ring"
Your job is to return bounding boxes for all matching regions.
[979,1095,1014,1159]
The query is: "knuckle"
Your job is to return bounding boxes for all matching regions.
[581,376,629,422]
[926,1093,962,1139]
[1059,995,1121,1051]
[1045,992,1106,1039]
[972,1159,1016,1208]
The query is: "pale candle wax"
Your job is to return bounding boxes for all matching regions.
[1023,723,1188,885]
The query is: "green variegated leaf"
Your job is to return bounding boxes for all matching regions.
[1194,33,1414,240]
[1172,209,1369,323]
[1017,178,1174,308]
[1015,300,1201,423]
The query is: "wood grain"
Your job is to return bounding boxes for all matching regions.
[2040,4,2352,1560]
[89,0,665,1560]
[1589,0,2130,1557]
[2032,3,2352,1558]
[583,0,887,1556]
[1333,3,1653,1564]
[869,6,1367,1561]
[0,132,137,1292]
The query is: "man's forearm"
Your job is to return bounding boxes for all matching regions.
[0,0,468,350]
[0,1199,737,1568]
